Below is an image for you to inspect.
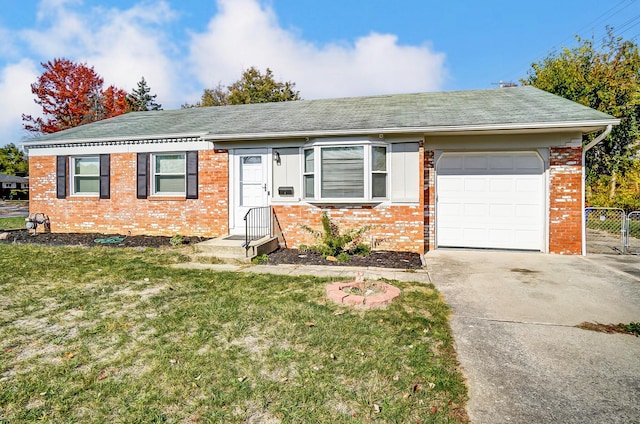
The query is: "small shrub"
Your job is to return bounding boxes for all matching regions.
[350,243,371,257]
[336,252,351,263]
[169,234,184,246]
[8,189,28,200]
[300,212,369,258]
[251,254,269,264]
[298,244,310,252]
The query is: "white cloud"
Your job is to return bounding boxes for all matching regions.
[19,0,180,106]
[187,0,447,99]
[81,2,179,106]
[0,59,40,144]
[0,0,449,146]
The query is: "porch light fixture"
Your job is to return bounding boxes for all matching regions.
[273,150,281,165]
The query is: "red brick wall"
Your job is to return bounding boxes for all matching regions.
[29,150,229,237]
[548,146,583,254]
[423,149,435,252]
[272,204,425,254]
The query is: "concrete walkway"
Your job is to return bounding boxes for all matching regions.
[176,252,640,423]
[174,261,431,283]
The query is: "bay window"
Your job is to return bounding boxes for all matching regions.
[303,143,387,201]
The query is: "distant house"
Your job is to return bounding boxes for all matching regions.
[0,174,29,199]
[21,86,618,255]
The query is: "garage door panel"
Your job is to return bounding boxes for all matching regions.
[516,178,540,192]
[515,204,540,218]
[464,178,488,192]
[438,177,464,192]
[438,202,462,216]
[515,155,543,170]
[437,152,544,251]
[489,179,513,192]
[490,156,514,170]
[490,204,514,217]
[465,156,489,170]
[463,227,488,242]
[464,203,489,217]
[489,228,512,243]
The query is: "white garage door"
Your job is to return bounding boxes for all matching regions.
[436,152,544,250]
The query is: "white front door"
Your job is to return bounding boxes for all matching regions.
[231,149,270,234]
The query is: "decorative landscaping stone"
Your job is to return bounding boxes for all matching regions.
[326,275,400,309]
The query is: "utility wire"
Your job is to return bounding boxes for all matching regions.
[499,0,639,84]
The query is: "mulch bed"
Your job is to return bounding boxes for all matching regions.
[1,230,424,269]
[0,230,206,248]
[265,248,423,269]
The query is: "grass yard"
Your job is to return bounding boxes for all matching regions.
[0,216,25,231]
[0,244,467,423]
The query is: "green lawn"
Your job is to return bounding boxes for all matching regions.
[0,244,467,423]
[0,216,26,231]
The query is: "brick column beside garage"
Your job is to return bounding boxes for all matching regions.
[28,150,229,237]
[423,149,436,252]
[548,146,582,254]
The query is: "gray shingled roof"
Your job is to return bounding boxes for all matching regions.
[0,174,28,183]
[21,86,617,144]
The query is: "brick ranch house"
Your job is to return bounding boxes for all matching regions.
[21,86,618,255]
[0,174,29,199]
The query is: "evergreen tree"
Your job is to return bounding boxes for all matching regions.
[127,76,162,111]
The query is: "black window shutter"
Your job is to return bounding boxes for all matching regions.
[186,151,198,199]
[56,155,67,199]
[137,153,149,199]
[99,154,110,199]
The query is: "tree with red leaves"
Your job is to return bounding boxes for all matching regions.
[22,58,128,134]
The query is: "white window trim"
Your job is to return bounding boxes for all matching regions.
[151,152,186,196]
[70,156,99,196]
[301,140,389,203]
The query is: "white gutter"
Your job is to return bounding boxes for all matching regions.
[581,124,613,256]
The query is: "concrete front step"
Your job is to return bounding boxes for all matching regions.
[195,235,279,263]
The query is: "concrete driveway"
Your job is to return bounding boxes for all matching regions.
[426,250,640,424]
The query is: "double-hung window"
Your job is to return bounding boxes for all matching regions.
[303,142,387,201]
[71,156,100,195]
[153,153,186,195]
[371,146,387,198]
[303,149,315,198]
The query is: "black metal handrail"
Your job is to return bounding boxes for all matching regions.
[243,206,272,255]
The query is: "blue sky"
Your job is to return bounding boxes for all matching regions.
[1,0,639,146]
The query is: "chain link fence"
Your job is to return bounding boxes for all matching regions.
[585,208,640,255]
[585,208,626,254]
[627,212,640,255]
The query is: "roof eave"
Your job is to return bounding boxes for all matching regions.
[20,132,209,149]
[204,119,621,141]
